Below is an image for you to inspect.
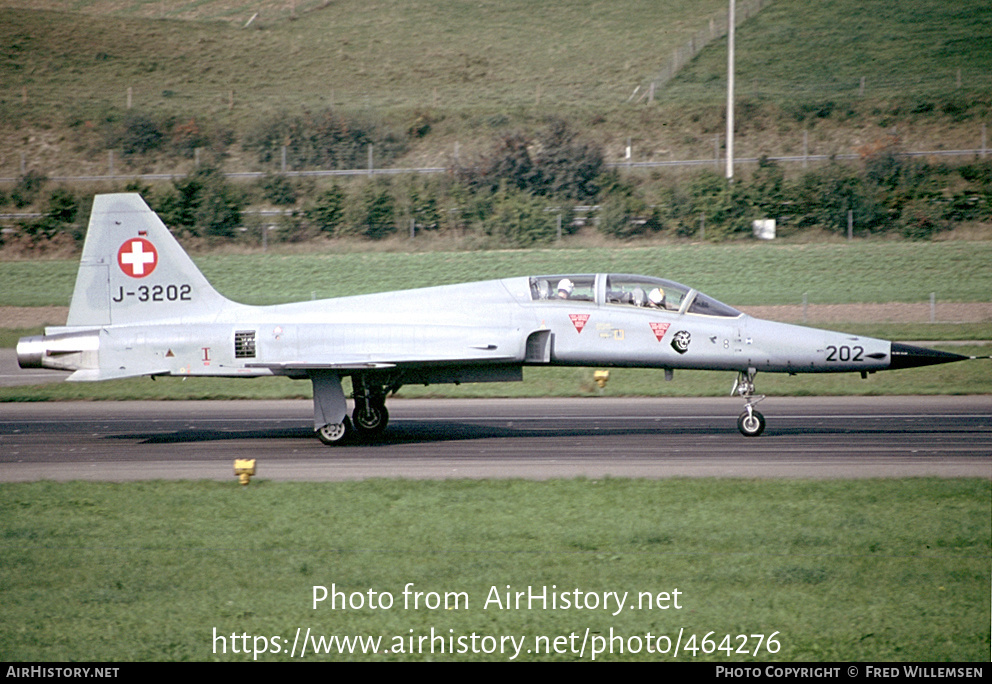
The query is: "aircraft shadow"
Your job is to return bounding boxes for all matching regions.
[111,420,722,446]
[104,420,959,447]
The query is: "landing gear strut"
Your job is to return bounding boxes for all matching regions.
[732,368,766,437]
[350,375,392,439]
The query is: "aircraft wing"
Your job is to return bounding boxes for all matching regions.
[248,353,519,372]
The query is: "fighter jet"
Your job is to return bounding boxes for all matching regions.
[17,193,975,441]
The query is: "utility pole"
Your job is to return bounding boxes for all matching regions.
[726,0,735,183]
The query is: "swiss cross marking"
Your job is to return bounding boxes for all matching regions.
[649,322,671,342]
[568,313,590,333]
[118,238,158,278]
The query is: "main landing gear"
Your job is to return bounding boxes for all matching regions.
[316,418,352,445]
[732,368,766,437]
[314,374,394,445]
[352,380,390,438]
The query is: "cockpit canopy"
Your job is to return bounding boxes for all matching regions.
[528,274,741,318]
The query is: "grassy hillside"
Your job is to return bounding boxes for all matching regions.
[0,1,728,123]
[0,0,333,23]
[0,0,989,178]
[671,0,992,102]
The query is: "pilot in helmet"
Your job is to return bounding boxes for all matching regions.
[647,287,666,309]
[557,278,574,299]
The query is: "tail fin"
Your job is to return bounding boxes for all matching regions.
[66,193,233,327]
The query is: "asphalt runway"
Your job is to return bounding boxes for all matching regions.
[0,349,65,387]
[1,396,989,481]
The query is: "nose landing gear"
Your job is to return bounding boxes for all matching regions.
[732,368,766,437]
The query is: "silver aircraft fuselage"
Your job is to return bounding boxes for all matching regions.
[17,194,971,441]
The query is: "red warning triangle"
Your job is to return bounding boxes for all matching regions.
[649,322,670,341]
[569,313,590,333]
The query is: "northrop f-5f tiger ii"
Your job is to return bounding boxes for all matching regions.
[18,194,975,442]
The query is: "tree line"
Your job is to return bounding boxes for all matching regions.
[2,111,990,252]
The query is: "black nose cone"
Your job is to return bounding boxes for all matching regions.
[889,343,970,370]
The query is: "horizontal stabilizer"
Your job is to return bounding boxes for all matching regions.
[67,368,170,382]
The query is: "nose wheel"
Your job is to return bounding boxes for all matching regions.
[732,369,766,437]
[737,406,766,437]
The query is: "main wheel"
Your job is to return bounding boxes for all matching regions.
[353,402,389,436]
[737,410,766,437]
[316,417,352,445]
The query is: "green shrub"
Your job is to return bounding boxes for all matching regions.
[531,120,604,200]
[245,109,407,171]
[153,167,243,239]
[596,193,660,240]
[793,164,888,234]
[682,170,753,239]
[9,171,48,208]
[899,198,948,240]
[260,174,298,206]
[481,187,560,247]
[168,118,213,159]
[404,177,442,233]
[456,120,604,201]
[106,112,164,156]
[305,185,347,236]
[348,180,397,240]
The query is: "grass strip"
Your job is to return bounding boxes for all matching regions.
[0,478,988,661]
[3,242,992,308]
